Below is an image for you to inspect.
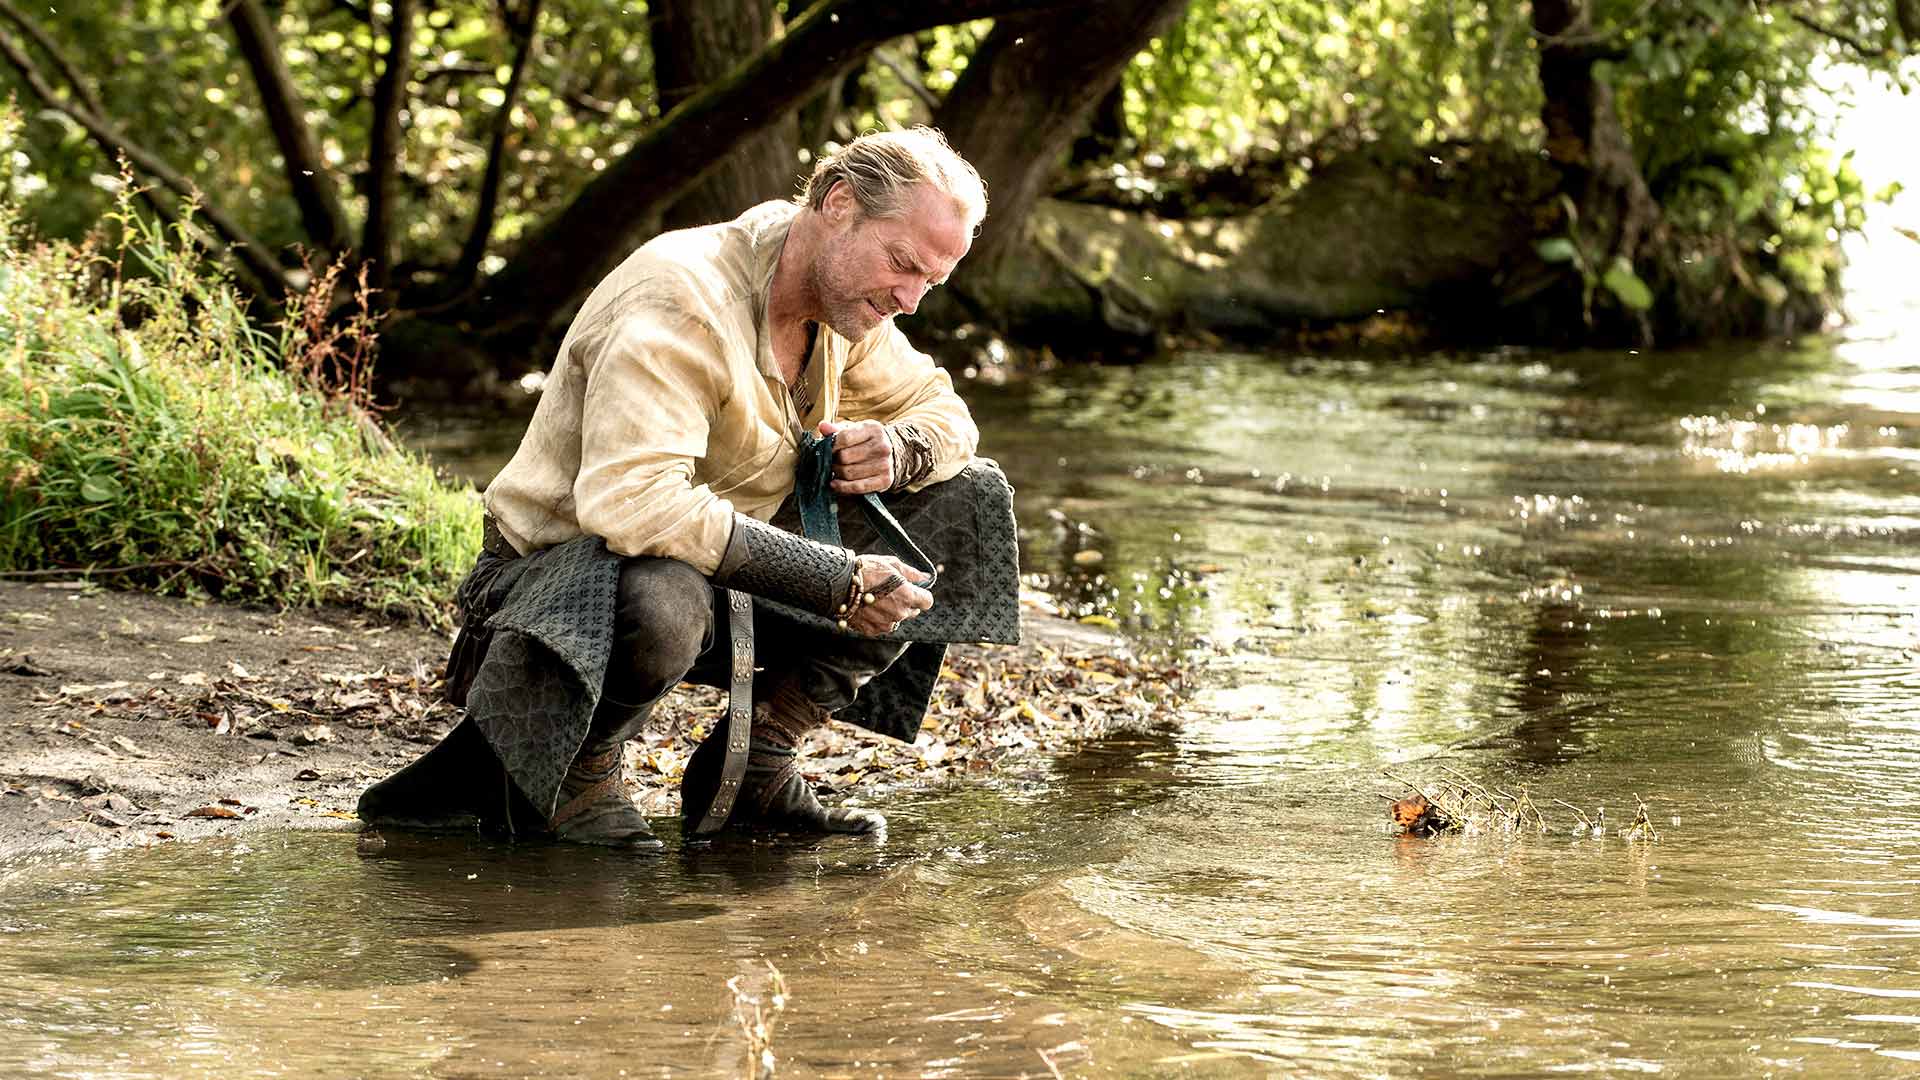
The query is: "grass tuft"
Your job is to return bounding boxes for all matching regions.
[0,119,478,625]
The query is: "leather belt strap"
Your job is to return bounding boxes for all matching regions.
[691,588,754,834]
[481,514,522,560]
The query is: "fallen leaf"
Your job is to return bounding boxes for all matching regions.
[111,735,149,758]
[291,724,335,746]
[1072,549,1104,565]
[185,805,242,819]
[178,672,210,687]
[81,792,139,814]
[178,634,216,644]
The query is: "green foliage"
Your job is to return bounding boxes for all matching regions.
[0,155,479,623]
[0,0,658,275]
[1,0,1912,343]
[1123,0,1542,168]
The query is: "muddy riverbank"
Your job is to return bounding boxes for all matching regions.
[0,578,1183,859]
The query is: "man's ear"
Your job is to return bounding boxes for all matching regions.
[822,179,859,225]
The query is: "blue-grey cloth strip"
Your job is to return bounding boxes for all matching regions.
[796,431,939,588]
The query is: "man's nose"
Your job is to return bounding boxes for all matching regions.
[892,279,929,316]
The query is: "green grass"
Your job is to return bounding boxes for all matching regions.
[0,175,479,625]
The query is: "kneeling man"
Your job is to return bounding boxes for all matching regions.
[359,127,1018,849]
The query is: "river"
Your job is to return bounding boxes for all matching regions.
[2,238,1917,1074]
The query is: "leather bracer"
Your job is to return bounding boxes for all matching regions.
[713,514,856,616]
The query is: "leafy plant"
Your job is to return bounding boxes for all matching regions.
[1535,195,1656,325]
[0,123,479,623]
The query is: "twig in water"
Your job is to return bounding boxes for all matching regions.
[1552,798,1596,832]
[1622,794,1659,842]
[728,961,788,1080]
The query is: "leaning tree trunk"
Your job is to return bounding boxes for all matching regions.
[1531,0,1662,335]
[933,0,1189,278]
[653,0,803,231]
[448,0,1067,343]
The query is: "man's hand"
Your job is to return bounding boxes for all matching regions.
[819,419,892,495]
[844,554,932,636]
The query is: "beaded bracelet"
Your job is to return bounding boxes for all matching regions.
[834,562,912,631]
[835,554,864,631]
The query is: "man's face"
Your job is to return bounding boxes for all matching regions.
[810,182,972,342]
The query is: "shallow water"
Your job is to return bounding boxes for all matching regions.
[8,250,1920,1074]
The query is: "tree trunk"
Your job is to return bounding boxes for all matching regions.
[364,0,417,296]
[450,0,544,293]
[1531,0,1661,331]
[652,0,802,231]
[934,0,1189,279]
[226,0,352,254]
[1069,82,1128,166]
[447,0,1072,341]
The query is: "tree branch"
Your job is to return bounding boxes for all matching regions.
[1782,7,1882,58]
[871,46,940,112]
[0,0,105,119]
[0,0,184,238]
[465,0,1077,332]
[416,60,494,84]
[0,25,288,296]
[450,0,543,292]
[225,0,353,253]
[363,0,417,294]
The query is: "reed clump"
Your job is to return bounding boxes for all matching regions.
[0,128,477,623]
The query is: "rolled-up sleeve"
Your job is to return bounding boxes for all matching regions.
[838,325,979,488]
[573,311,737,573]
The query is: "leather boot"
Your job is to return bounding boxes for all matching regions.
[682,682,885,836]
[549,705,662,851]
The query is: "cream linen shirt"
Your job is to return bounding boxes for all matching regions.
[483,200,980,574]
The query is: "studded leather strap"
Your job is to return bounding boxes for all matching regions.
[690,588,754,834]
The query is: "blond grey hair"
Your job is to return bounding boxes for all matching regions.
[801,126,987,231]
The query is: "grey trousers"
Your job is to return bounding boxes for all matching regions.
[593,557,909,732]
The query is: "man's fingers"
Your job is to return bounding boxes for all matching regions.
[830,474,889,495]
[828,420,893,489]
